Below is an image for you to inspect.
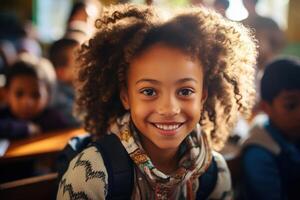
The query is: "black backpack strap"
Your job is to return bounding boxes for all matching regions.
[57,133,91,180]
[93,134,134,200]
[196,156,218,200]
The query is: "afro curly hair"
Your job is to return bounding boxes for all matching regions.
[75,4,257,150]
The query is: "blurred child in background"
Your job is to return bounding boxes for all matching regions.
[49,37,83,128]
[0,54,68,139]
[66,0,102,38]
[213,0,229,17]
[241,57,300,200]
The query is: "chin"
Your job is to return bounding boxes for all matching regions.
[20,113,36,120]
[155,141,183,150]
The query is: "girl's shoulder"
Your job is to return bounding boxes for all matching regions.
[57,146,108,200]
[212,151,229,170]
[208,151,233,199]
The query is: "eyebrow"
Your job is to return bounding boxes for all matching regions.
[135,78,199,85]
[281,90,300,96]
[282,94,300,100]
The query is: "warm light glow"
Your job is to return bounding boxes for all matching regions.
[4,129,86,158]
[226,0,248,21]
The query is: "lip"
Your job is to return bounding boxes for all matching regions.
[19,111,35,119]
[150,122,184,136]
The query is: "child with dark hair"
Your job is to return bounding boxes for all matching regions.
[57,4,257,199]
[49,38,82,128]
[242,0,285,71]
[213,0,230,17]
[66,0,102,38]
[0,54,69,139]
[241,57,300,200]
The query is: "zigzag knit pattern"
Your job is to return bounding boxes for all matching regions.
[60,179,90,200]
[58,149,108,199]
[73,152,106,182]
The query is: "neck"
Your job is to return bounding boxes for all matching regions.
[152,149,178,175]
[141,137,179,174]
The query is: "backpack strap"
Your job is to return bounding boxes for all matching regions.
[93,134,134,200]
[57,133,91,180]
[196,156,218,200]
[242,123,281,155]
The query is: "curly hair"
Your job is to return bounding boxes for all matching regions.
[75,4,257,150]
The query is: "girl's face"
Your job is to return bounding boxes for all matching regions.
[6,75,49,120]
[121,43,207,152]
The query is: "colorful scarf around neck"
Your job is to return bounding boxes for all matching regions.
[109,113,212,199]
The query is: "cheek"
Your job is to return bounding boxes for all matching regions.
[130,100,153,118]
[38,97,48,109]
[285,111,300,126]
[33,96,48,112]
[272,109,297,130]
[184,100,203,119]
[8,95,20,108]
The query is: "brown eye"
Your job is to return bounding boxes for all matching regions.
[15,90,24,98]
[284,102,298,111]
[140,88,156,96]
[178,88,194,97]
[32,92,41,99]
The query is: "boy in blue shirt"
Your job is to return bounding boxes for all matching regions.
[241,57,300,200]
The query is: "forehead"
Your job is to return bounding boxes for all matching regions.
[8,75,42,91]
[276,90,300,100]
[129,43,204,83]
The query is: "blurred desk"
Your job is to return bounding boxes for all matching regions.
[0,128,86,164]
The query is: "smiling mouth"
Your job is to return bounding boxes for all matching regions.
[152,123,183,131]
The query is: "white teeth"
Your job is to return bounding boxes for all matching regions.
[154,124,181,131]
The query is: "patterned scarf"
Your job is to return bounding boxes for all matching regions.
[109,113,212,200]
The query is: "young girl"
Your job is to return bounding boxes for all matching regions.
[57,4,257,199]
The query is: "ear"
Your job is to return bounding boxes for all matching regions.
[120,86,130,110]
[2,88,10,104]
[201,88,208,103]
[55,68,65,80]
[260,100,272,115]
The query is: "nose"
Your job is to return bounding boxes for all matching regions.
[157,94,180,117]
[21,96,35,108]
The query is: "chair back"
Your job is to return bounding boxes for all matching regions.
[0,173,58,200]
